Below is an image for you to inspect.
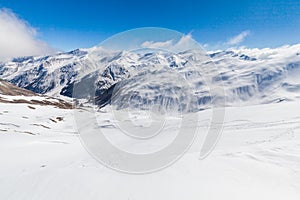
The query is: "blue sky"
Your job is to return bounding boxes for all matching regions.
[0,0,300,51]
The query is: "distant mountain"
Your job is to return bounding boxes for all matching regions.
[1,44,300,111]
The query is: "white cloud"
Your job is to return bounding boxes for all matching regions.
[141,33,200,52]
[172,33,195,51]
[226,30,251,46]
[141,40,173,49]
[0,8,55,61]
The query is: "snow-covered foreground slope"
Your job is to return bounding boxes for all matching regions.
[0,101,300,200]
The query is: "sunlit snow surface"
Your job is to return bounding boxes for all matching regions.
[0,101,300,200]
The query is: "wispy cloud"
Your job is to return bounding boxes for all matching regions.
[0,8,55,61]
[141,40,173,49]
[226,30,251,46]
[141,33,200,52]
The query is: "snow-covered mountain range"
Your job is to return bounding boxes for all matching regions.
[1,44,300,110]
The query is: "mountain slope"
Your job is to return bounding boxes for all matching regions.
[0,79,72,109]
[1,45,300,110]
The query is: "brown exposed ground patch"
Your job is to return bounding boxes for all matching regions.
[49,118,57,123]
[24,131,35,135]
[28,105,36,110]
[56,117,63,121]
[0,79,36,96]
[0,79,73,109]
[31,124,51,129]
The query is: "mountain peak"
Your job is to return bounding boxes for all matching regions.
[0,44,300,111]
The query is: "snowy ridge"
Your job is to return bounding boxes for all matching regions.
[1,44,300,110]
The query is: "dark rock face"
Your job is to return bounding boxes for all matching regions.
[95,83,117,108]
